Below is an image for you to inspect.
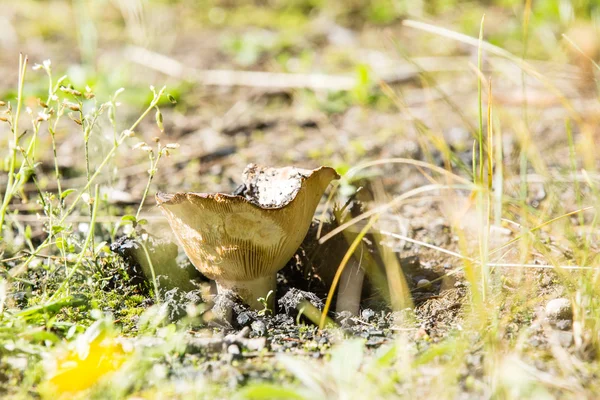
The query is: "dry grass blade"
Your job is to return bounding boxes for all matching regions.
[319,183,472,245]
[319,216,377,330]
[380,231,598,272]
[562,34,600,72]
[402,19,583,125]
[316,158,472,239]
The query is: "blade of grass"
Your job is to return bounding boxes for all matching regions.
[402,19,583,126]
[47,185,100,303]
[319,183,473,245]
[319,216,377,330]
[317,157,472,239]
[0,55,27,236]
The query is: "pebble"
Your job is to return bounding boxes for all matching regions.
[545,298,572,321]
[251,320,267,336]
[366,337,385,346]
[555,331,574,347]
[417,279,432,290]
[227,344,240,356]
[236,312,253,327]
[245,338,266,352]
[361,308,375,322]
[554,319,572,331]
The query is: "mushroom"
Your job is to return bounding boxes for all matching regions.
[156,164,339,310]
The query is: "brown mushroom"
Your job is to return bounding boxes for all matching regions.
[156,164,339,310]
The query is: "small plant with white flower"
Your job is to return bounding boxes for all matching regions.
[0,56,173,284]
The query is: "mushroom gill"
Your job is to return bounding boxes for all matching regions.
[156,164,339,309]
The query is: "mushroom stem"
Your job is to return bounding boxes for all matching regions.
[216,275,277,311]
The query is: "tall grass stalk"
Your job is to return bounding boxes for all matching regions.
[139,240,161,305]
[47,184,100,303]
[475,15,490,304]
[518,0,533,269]
[0,55,28,237]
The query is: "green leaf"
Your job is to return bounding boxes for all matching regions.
[51,225,65,235]
[155,108,164,132]
[235,383,306,400]
[94,241,108,255]
[16,295,88,319]
[121,215,137,224]
[27,330,61,344]
[137,218,148,226]
[60,188,76,199]
[24,225,32,240]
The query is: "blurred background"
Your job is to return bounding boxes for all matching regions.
[0,0,598,216]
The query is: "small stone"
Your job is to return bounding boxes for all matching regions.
[278,288,323,316]
[417,279,432,290]
[335,310,354,328]
[540,274,553,287]
[251,320,267,336]
[556,331,574,347]
[361,308,375,322]
[545,298,572,322]
[245,337,266,352]
[366,337,385,346]
[236,326,251,339]
[236,311,253,327]
[554,319,573,331]
[227,344,240,355]
[5,356,27,371]
[415,327,429,340]
[368,330,384,337]
[400,256,420,271]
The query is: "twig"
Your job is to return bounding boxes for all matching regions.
[128,46,355,90]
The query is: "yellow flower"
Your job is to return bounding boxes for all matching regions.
[43,336,128,397]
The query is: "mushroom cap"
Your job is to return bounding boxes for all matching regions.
[156,165,339,282]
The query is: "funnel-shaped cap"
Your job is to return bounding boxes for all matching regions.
[156,164,339,307]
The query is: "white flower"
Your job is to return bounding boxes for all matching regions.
[43,59,52,69]
[165,143,180,149]
[37,111,50,121]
